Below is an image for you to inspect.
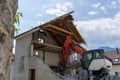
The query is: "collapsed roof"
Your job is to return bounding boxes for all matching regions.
[15,11,86,46]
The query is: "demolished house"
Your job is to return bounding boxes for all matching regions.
[10,12,86,80]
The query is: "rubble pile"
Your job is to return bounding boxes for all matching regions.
[58,74,120,80]
[36,57,120,80]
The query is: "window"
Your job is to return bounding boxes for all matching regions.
[72,53,78,61]
[87,53,92,60]
[19,56,25,70]
[38,38,44,43]
[115,71,120,76]
[40,29,44,32]
[82,51,92,69]
[94,51,102,59]
[115,72,119,76]
[114,58,119,62]
[35,51,39,56]
[82,51,92,61]
[86,52,92,60]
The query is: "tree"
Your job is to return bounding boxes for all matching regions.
[0,0,18,80]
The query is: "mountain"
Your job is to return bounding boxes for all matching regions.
[98,46,117,52]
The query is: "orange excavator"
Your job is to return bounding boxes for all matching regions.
[61,35,85,67]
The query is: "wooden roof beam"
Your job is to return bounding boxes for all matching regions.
[43,24,74,36]
[45,28,67,36]
[59,19,80,43]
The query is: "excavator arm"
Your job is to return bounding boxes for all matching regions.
[61,36,85,67]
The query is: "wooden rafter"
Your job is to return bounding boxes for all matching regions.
[43,24,73,36]
[45,28,67,36]
[60,18,80,42]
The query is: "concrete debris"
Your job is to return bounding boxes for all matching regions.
[97,75,119,80]
[76,68,88,80]
[54,73,64,80]
[104,75,120,80]
[54,74,78,80]
[54,71,120,80]
[36,57,120,80]
[64,75,78,80]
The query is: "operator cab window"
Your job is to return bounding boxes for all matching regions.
[82,51,93,69]
[82,51,92,61]
[94,51,102,59]
[87,53,92,60]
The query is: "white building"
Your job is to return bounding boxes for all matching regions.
[104,49,120,76]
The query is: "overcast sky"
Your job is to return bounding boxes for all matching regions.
[17,0,120,49]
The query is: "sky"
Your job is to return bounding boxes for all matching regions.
[17,0,120,49]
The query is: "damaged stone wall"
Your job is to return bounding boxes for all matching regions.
[0,0,18,80]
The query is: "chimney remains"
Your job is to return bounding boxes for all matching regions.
[116,48,120,54]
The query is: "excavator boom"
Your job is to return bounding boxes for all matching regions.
[61,36,85,67]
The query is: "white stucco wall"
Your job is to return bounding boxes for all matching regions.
[10,30,61,80]
[45,52,59,66]
[10,34,32,80]
[109,65,120,76]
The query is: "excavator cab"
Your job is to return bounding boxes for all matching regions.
[79,49,119,80]
[81,49,104,70]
